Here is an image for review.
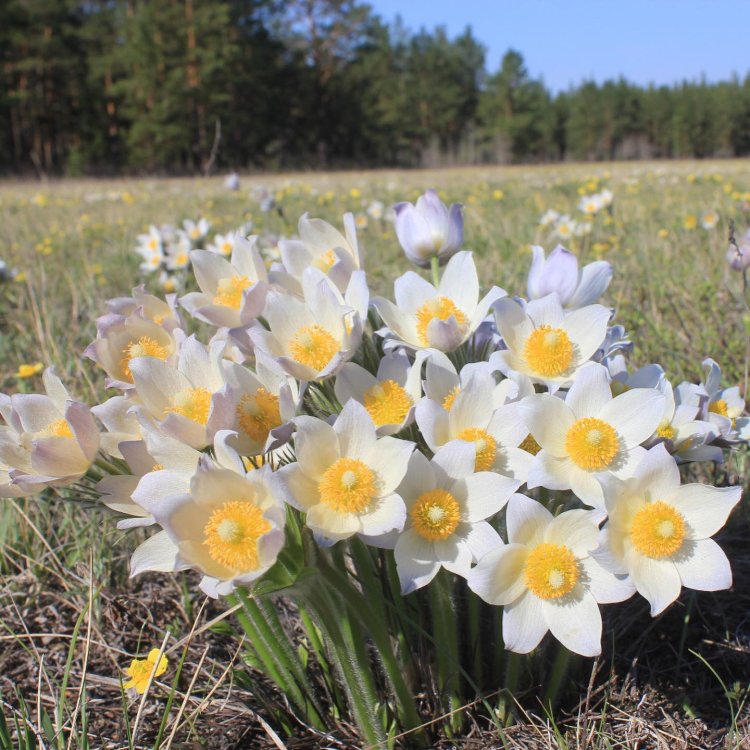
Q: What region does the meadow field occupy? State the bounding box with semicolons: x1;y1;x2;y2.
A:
1;160;749;748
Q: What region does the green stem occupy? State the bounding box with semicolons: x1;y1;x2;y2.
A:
542;644;572;710
303;580;387;748
429;572;462;732
499;651;521;726
430;255;440;287
319;552;424;736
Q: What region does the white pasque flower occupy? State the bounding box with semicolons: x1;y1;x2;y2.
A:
421;349;499;412
392;189;463;268
391;441;517;593
182;218;211;243
372;251;505;352
493;294;610;390
129;335;234;450
468;493;634;657
207;232;237;257
700;357;745;440
334;351;426;436
519;364;665;508
222;351;300;456
598;444;741;616
276;400;414;545
136;431;286;598
0;369;99;495
526;245;612;309
247;268;365;382
416;370;532;483
279;213;361;294
180;236;269;328
84;311;180;390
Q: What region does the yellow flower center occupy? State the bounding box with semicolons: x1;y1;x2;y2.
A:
213;275;251;309
151;463;165;471
236;388;282;444
318;457;376;513
313;249;337;273
524;543;579;600
289;325;339;372
45;418;73;438
519;433;541;455
565;417;618;470
148;255;160;269
457;428;497;471
175;252;189;266
709;399;728;417
167;387;212;425
629;500;685;559
410;489;461;541
120;336;170;381
147;238;158;251
220;241;233;255
190;227;201;240
656;424;676;440
523;325;574;377
415;297;467;347
204;500;271;571
363;380;413;427
442;385;460;411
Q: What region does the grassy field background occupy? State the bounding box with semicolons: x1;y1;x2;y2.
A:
1;161;749;748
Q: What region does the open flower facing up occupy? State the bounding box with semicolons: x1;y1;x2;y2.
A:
519;364;665;508
0;369;100;495
279;213;361;294
123;648;168;694
598;444;741;615
526;245;612;309
493;294;610;390
334;351;426;436
421;349;502;411
247;268;365;382
393;189;463;268
129;335;234;449
389;441;518;593
468;493;634;656
84;311;180;390
105;286;182;333
372;251;505;352
207;231;238;257
182;218;211;244
416;370;532;482
276;400;414;545
700;358;745;440
137;431;286;597
180;236;269;328
222;352;300;456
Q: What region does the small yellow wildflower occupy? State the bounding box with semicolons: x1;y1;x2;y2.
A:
16;362;43;378
492;189;504;201
683;214;698;230
123;649;168;694
658;228;669;239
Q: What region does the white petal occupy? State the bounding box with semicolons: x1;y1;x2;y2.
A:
674;538;732;591
544;509;599;556
468;543;527;605
358;493;406;536
568;467;605;509
517;395;574;456
628;552;682;616
505;492;551;546
434;537;473;577
397;450;436;504
294;416;340;479
598;388;665;448
565;363;612;418
462;471;518;522
503;592;548;653
306;503;360;540
672;484;742;538
394;529;441;594
432;440;476;481
542;593;602;657
526;451;572;492
463;521;503;562
333;363;376;405
415;398;450;452
130;531;180;576
438;251;478;316
580;557;634;604
334;400;377;461
369;437;414;494
563;305;610;361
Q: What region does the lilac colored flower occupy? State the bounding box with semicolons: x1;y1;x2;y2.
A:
393;189;463;268
527;245;612;309
726;231;750;271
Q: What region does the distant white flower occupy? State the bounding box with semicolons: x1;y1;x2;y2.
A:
183;218;211;244
538;209;560;228
207;232;237;257
700;211;719;230
700;358;745;440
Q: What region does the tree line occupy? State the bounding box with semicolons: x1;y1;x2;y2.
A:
2;0;750;176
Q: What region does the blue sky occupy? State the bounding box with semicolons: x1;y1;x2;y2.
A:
369;0;750;92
